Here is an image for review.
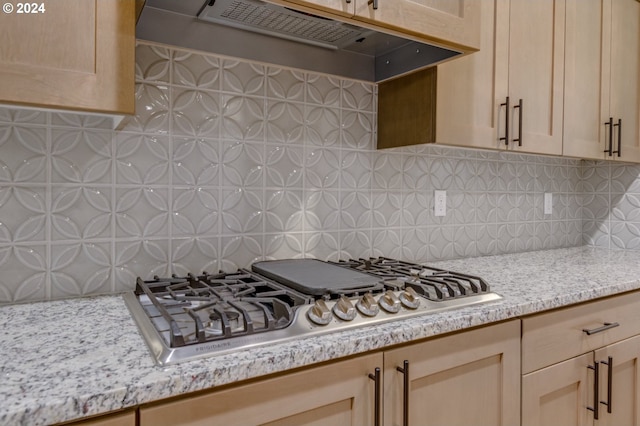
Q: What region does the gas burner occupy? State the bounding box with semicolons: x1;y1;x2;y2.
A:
331;257;489;300
134;271;311;348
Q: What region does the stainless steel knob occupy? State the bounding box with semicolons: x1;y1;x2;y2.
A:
399;286;420;309
307;299;332;325
332;295;357;321
379;290;401;313
356;293;380;317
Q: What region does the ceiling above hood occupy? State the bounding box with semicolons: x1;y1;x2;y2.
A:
136;0;464;82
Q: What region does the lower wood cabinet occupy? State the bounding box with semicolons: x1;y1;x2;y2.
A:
522;290;640;426
62;410;136;426
522;335;640;426
384;320;521;426
139;320;520;426
139;352;382;426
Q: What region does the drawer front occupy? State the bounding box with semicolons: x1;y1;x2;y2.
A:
522;291;640;374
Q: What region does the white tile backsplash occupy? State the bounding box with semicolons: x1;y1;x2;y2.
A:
1;39;633;304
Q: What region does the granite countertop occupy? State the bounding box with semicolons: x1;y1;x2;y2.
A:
2;246;640;425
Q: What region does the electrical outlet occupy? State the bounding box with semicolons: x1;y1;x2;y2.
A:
434;190;446;217
544;193;553;215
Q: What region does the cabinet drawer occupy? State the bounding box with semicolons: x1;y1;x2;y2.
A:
522;290;640;374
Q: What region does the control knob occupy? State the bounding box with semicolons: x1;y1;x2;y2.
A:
307;299;332;325
379;290;401;313
399;286;420;309
332;295;357;321
356;293;380;317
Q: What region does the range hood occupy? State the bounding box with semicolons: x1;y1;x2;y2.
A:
136;0;463;82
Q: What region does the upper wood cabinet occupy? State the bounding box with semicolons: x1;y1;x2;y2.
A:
0;0;135;115
436;0;565;156
270;0;479;51
353;0;480;51
563;0;640;163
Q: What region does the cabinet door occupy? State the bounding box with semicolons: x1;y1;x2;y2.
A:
383;320;520;426
522;352;593;426
507;0;565;155
436;0;509;149
562;0;609;159
269;0;354;17
595;335;640;426
353;0;480;51
67;410;136;426
0;0;134;114
139;353;382;426
610;0;640;162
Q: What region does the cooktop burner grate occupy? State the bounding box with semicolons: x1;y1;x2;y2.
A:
135;271;311;348
330;257;490;300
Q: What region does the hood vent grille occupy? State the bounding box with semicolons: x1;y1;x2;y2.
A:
199;0;369;49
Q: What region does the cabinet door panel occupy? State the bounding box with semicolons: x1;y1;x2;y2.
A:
0;0;134;114
563;0;609;159
353;0;480;51
267;0;354;17
595;335;640;426
522;352;593;426
384;320;520;426
507;0;565;155
436;0;509;149
610;0;640;162
139;353;381;426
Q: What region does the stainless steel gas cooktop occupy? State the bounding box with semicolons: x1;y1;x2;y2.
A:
124;257;502;365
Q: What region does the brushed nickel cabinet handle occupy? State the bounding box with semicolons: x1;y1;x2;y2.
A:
600;356;613;414
587;361;600;419
397;360;409;426
368;367;381;426
513;98;523;146
582;322;620;335
604;117;613;156
612;119;622;157
500;96;510;146
368;0;378;9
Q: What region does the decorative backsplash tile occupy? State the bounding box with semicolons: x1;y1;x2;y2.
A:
0;40;634;304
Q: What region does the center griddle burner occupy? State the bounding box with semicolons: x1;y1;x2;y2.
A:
331;257;489;300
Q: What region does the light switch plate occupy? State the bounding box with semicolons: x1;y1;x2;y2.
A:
434;190;446;216
544;193;553;215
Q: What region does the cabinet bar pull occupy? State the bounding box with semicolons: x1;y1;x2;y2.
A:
582;322;620;335
612;119;622;157
604;117;614;156
587;361;600;420
601;356;613;414
397;360;409;426
500;97;510;146
367;0;378;9
513;99;523;146
368;367;381;426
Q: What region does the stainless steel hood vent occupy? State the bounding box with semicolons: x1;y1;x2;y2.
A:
136;0;462;82
199;0;371;50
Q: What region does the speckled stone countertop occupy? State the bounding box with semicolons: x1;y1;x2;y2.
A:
3;246;640;426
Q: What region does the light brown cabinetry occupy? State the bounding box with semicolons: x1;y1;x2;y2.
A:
139;321;519;426
522;291;640;425
0;0;135;115
139;353;382;426
436;0;565;155
563;0;640;162
384;320;520;426
62;410;136;426
269;0;479;51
